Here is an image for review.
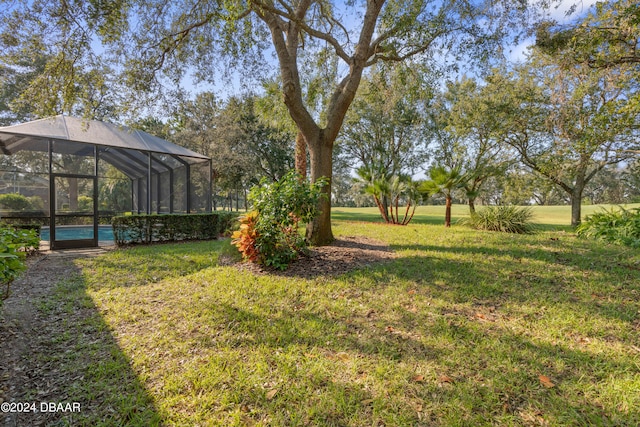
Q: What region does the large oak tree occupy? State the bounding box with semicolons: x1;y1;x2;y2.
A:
487;57;638;226
1;0;548;244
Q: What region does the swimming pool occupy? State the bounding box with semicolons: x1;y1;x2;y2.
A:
40;225;115;242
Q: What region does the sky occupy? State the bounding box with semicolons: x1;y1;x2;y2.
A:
507;0;600;63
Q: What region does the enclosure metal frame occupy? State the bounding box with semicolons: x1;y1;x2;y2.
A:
0;117;212;249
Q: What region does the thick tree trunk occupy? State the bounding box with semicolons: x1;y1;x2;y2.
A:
445;195;452;228
305;133;334;245
468;198;476;215
570;187;583;227
295;131;307;179
568;170;588;227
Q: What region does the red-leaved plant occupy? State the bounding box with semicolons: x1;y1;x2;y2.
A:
231;211;260;263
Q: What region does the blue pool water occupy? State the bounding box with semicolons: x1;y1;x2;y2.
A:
40;225;115;242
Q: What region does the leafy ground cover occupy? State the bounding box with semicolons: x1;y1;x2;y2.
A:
577;206;640;248
2;206;639;426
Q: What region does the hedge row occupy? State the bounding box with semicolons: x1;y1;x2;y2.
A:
0;212;119;226
112;212;239;246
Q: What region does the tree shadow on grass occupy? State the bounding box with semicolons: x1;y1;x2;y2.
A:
46;238;638;425
211;302;438;362
0;255;161;426
193;251;639;425
187;270;639;425
385;238;639;324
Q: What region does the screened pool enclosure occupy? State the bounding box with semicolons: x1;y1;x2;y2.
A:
0;115;212;249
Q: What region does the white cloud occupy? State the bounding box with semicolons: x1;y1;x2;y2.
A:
507;0;600;63
507;40;534;64
541;0;599;24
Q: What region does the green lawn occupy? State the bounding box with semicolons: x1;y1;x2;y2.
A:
334;203;640;229
332;205;474;226
35;209;639;426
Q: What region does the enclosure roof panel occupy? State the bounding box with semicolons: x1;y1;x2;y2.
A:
0;115;209;161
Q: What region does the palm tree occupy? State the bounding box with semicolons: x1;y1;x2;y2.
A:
355;167;390;222
399;177;422;225
355;167;422;225
422;165;465;227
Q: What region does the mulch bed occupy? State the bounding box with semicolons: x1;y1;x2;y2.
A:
229;235;397;278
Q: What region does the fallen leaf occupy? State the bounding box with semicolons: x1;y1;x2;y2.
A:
408;289;416;295
539;375;555;388
385;326;395;332
412;375;425;382
266;389;278;400
439;375;454;384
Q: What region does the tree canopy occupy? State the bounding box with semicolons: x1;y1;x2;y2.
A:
339;63;431;179
535;0;640;113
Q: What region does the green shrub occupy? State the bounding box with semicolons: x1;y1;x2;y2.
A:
112;212;238;246
576;207;640;248
0;193;33;211
234;171;327;270
461;205;535;234
0;225;40;300
9;225;42;251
